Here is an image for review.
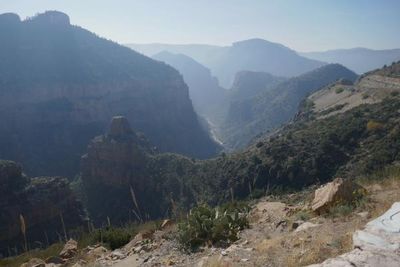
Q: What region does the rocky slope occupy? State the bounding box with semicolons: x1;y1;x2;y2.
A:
0;160;84;257
301;60;400;119
0;11;219;178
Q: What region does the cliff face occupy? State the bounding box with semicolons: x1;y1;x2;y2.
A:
153;51;227;125
0;160;84;257
0;11;219;177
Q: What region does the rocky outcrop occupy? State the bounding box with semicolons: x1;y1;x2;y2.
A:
311;178;364;214
28;11;70;26
59;239;78;259
81;116;201;224
0;160;84;257
81;116;153;186
308;202;400;267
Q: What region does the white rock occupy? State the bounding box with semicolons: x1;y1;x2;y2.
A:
353;202;400;251
308;202;400;267
308;248;400;267
294;222;320;232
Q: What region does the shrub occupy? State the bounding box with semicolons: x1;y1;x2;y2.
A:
178;202;250;250
326;186;368;218
91;227;132;250
390;91;399;97
295;210;312;221
335;87;344;94
251;188;265;199
366;120;384;132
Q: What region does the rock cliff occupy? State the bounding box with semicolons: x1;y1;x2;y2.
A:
0;160;84;257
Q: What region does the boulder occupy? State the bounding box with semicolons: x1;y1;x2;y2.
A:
59;239;78;259
311;178;364;214
20;258;45;267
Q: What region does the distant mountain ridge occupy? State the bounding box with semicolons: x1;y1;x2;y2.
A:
301;48;400;74
0;11;219;177
128;39;325;88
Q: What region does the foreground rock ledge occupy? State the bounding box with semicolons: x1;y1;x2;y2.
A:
308;202;400;267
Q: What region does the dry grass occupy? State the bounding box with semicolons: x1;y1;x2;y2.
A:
203;255;233;267
0;243;63;267
254;217;364;267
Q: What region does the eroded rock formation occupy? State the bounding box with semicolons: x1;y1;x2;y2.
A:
0;160;84;257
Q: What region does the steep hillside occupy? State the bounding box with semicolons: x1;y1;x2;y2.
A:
301;48;400;74
302;60;400;119
0;11;219;177
128;39;325;88
222;64;358;149
152;51;227;126
229;71;286;101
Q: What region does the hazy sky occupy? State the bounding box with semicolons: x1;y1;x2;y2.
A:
1;0;399;52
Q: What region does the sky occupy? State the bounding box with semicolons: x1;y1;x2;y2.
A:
1;0;399;52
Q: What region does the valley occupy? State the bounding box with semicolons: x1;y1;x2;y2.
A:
0;3;400;266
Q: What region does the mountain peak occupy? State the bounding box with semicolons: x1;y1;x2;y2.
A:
28;10;70;26
108;116;134;138
232;38;291;51
0;13;21;24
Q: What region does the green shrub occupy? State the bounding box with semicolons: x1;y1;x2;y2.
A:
295;210;312;221
251;188;265;199
91;227;132;250
326;186;368;218
178;202;249;250
328;204;354;217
